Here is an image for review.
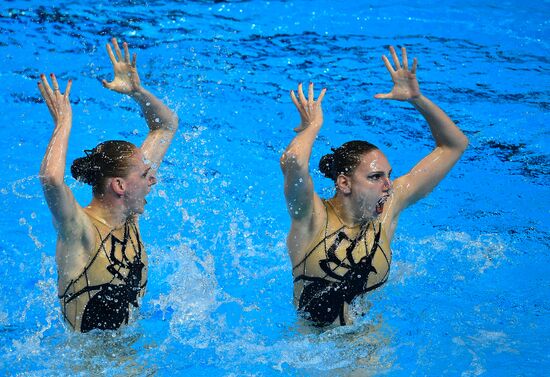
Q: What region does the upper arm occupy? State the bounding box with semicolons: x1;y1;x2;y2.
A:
40;179;88;239
140;126;178;173
280;152;326;263
280;150;320;222
390;145;467;216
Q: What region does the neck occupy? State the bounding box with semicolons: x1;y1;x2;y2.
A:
330;195;371;228
86;197;129;228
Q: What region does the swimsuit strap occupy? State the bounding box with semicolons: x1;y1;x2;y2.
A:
127;219;143;262
292;200;336;274
59;222;112;301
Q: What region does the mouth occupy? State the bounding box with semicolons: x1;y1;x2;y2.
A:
375;196;389;215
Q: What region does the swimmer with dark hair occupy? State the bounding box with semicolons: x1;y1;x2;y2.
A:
280;46;468;326
38;39;178;332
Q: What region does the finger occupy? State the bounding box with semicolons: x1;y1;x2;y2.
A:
401;46;408;71
112;38;123;62
290;90;306;117
389;46;401;70
123;42;130;63
50;73;60;93
316;88;327;104
374;92;391;100
64;79;73;98
106;43;117;65
290;90;299;107
382;55;396;76
102;79;113;90
291;91;309;125
37;79;54;114
297;83;307;105
40;74;54;98
132;53;137;67
308;82;314;103
37;82;51;104
411;58;418;74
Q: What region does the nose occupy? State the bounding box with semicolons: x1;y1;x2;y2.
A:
383;177;392;191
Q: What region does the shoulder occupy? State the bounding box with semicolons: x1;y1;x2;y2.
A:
56;205;94;242
378;193;401;243
55;208;98;288
287;196;328;266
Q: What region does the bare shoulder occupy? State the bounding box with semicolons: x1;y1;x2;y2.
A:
378;191;401;243
286;193;327;267
55;206;96;285
56;205;95;244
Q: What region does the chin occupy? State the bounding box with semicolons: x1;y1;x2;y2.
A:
129;207;144;216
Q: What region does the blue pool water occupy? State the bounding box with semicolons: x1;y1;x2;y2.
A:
1;0;549;375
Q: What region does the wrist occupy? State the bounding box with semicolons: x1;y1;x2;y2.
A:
129;86;147;99
407;93;425;105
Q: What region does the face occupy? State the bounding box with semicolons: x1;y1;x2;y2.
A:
122;150;157;214
344;150;393;221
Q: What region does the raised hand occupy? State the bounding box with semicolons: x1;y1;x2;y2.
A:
102;38;141;94
290;82;327;132
374;46;421;101
38;73;73;125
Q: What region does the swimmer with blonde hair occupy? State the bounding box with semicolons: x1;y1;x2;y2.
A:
38;39;178;332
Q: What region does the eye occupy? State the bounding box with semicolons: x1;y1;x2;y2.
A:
368;174;382;180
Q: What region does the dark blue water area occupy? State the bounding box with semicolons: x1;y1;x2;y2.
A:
0;0;549;375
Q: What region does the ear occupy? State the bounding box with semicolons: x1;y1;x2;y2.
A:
109;177;126;197
336;174;352;195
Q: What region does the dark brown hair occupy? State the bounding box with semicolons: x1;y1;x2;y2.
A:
319;140;379;182
71;140;137;196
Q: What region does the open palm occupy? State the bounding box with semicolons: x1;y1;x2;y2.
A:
102;38;141;94
375;46;421;101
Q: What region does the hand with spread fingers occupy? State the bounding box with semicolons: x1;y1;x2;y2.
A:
102;38;141;94
290;82;327;132
38;73;73;125
375;46;421;101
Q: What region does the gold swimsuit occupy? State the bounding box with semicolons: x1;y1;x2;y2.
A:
293;200;391;326
58;213;147;332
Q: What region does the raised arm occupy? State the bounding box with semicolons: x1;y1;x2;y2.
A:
38;74;82;232
102;38;179;173
281;83;328;261
375;46;469;219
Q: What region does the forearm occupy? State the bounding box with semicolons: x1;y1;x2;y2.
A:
281;125;321;173
282;128;319;220
39;120;71;186
130;87;178;132
409;95;468;151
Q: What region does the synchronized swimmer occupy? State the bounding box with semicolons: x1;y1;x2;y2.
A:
38;39;178;332
38;42;466;331
280;46;468;326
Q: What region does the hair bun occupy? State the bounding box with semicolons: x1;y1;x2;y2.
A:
318;141;379;183
71;155;101;185
319;153;336;180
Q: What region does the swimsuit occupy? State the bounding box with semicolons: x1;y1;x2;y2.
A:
58;214;147;332
293;201;391;326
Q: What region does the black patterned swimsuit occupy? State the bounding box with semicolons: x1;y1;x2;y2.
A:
293;201;391;326
59;216;147;332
